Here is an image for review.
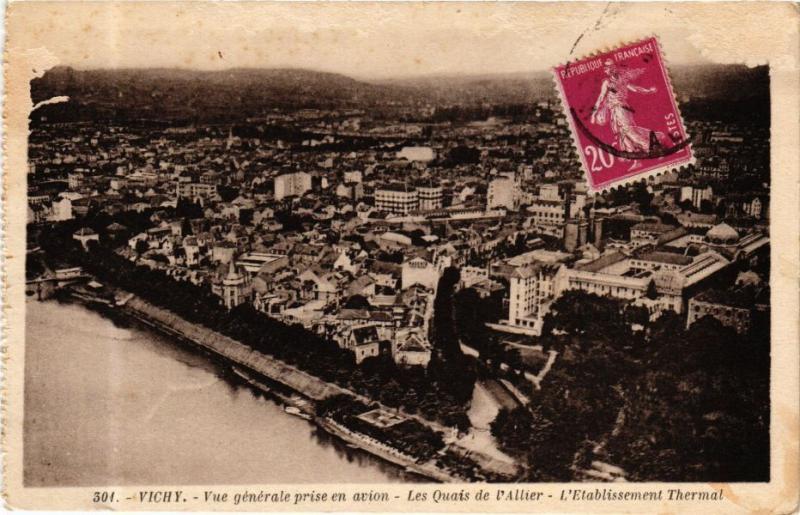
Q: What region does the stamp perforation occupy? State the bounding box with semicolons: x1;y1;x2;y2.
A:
552;34;696;194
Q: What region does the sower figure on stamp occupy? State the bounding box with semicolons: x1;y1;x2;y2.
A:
590;59;667;170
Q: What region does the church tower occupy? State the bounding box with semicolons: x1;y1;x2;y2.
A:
222;259;250;309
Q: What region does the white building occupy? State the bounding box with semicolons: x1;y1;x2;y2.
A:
176;181;218;205
344;325;382;364
67;172;85;190
274;171;312;200
417;184;443;211
630;223;679;244
343;170;363;183
503;247;733;335
508;263;562;333
680;185;713;210
393;329;432;367
374;185;418;215
527;183;567;226
487;175;519;210
559;250;729;316
220;260;252;309
73;227;100;250
460;266;490;288
235;252;289;276
738;197;764;219
396;146;435;162
401;256;439;290
49;197;73;221
336;182;364;201
539;183;561;201
528;199;566;226
182;236;201;266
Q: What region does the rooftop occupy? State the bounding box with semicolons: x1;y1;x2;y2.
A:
376;183;415;193
693;285;765;309
356;408;407;429
631;222;677;234
576;252;627;273
706;222;740;243
636;251;693;266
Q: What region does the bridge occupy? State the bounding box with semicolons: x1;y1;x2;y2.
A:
26;274;93;300
26;274;91;285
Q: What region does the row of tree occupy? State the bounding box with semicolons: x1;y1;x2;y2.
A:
34;217;473;430
317;394;445;461
491;290;770;482
428;267;478;415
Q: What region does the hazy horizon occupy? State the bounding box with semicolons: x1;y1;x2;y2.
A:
11;3;737;82
41;61;750;85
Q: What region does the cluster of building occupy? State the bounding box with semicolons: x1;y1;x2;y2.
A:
500;219;768;335
32;98;770;365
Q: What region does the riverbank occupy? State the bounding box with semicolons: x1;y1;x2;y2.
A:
67;290;486;482
24;298;411;486
227;368;441;482
317;418;454;483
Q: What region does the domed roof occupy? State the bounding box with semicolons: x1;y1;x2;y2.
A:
706;223;739;243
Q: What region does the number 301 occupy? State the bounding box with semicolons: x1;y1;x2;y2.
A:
584;145;615;172
93;491;116;503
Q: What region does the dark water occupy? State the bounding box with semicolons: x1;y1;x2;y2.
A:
24;299;413;486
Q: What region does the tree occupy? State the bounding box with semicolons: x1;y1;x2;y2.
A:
494;285;768;482
605;312;769;481
700;199;715;214
427;353;476;406
632;182;655;215
491;407;534;456
180;217;193;236
176;198;204;219
38;217;477;431
645;279;658;300
217;185;239;202
343;294;371;310
453;288;487;351
430;267;462;358
135;239;149;255
541;290;631;347
491;364;624;481
446;146;480;165
624;304;650;327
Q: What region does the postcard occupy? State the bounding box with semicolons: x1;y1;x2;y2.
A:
3;2;799;513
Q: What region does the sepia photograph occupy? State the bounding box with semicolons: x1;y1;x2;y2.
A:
3;2;799;512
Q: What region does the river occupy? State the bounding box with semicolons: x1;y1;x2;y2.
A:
23;298;414;486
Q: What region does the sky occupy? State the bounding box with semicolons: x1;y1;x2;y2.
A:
9;2;784;80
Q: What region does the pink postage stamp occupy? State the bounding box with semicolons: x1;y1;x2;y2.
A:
553;36;693;192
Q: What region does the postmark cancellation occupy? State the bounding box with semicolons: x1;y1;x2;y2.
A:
553;36;694;192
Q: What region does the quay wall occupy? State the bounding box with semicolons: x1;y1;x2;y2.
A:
317;417;455;483
123;296;351;401
118;294;516;481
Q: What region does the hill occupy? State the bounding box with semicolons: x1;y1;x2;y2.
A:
376;71;555;106
29;64;769;124
385;64;769;105
30;67;415;123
